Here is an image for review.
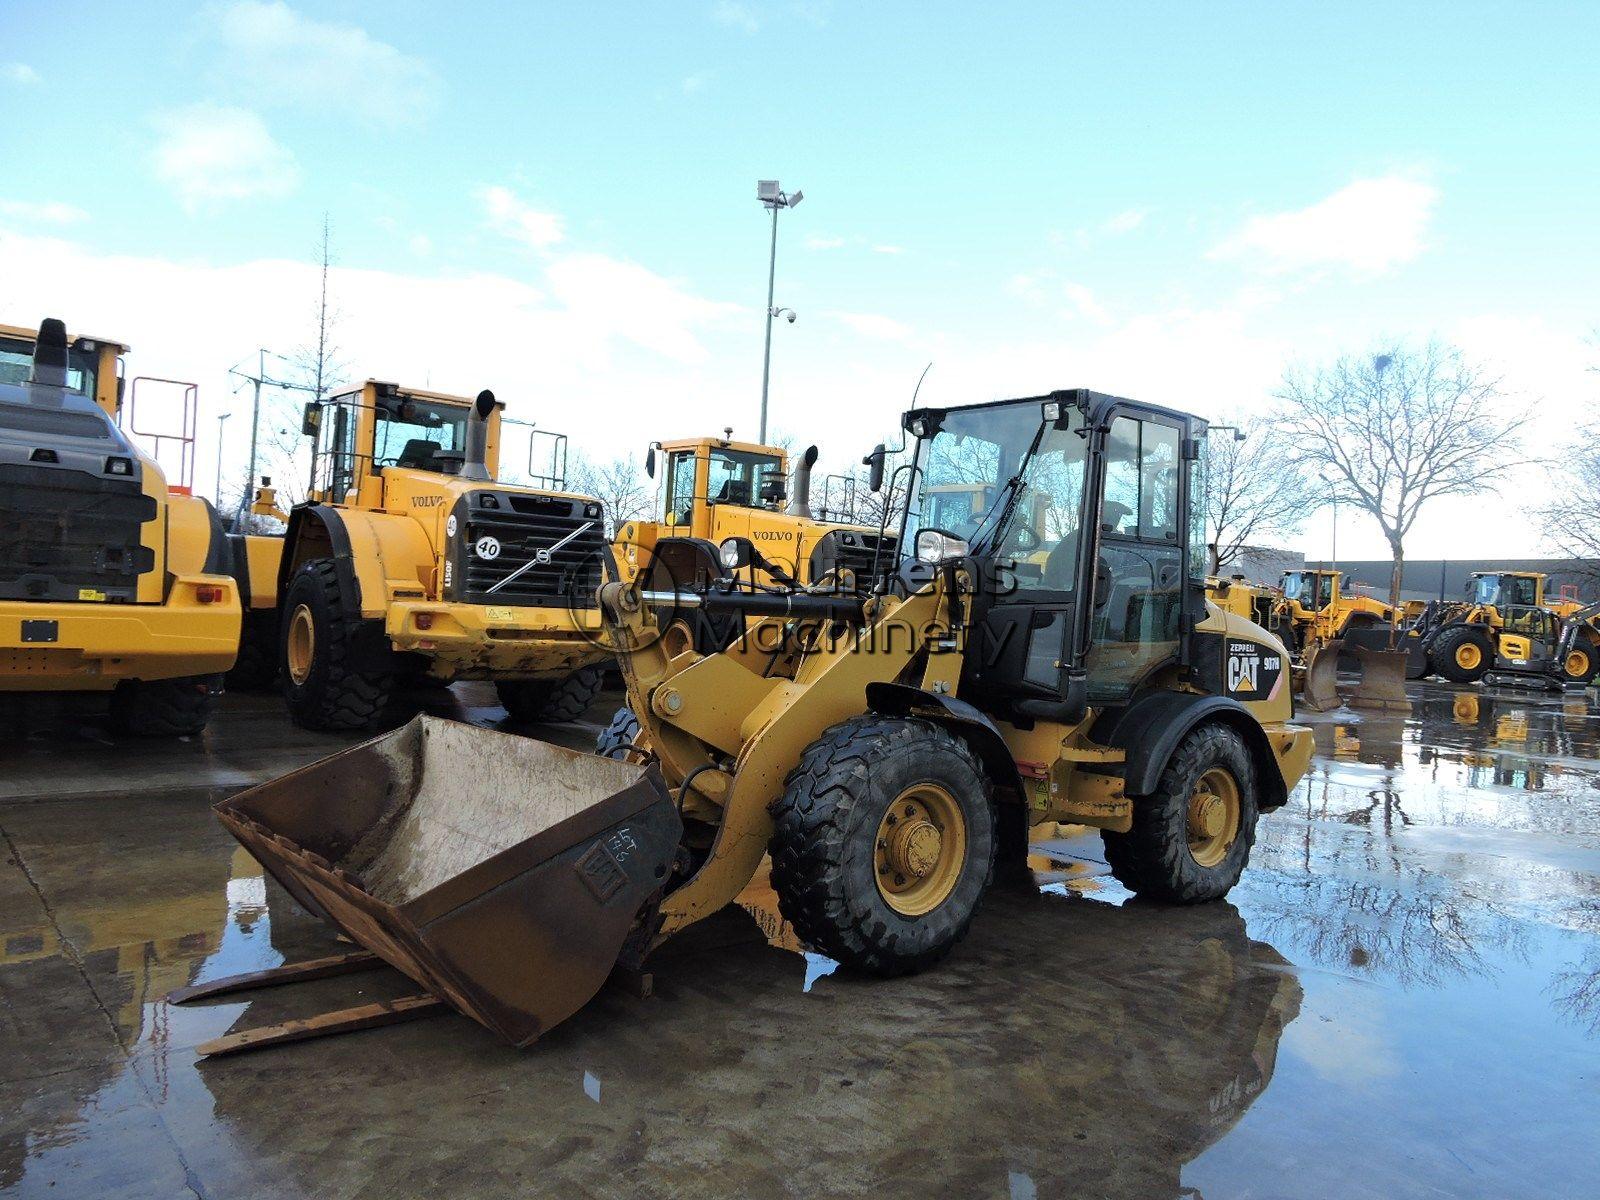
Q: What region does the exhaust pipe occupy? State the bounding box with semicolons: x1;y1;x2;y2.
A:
786;444;819;519
462;389;498;482
29;317;69;388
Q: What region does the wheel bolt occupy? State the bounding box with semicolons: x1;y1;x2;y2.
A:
894;874;905;885
905;805;915;817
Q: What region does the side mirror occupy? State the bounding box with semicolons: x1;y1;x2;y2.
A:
916;528;968;564
1093;557;1113;609
645;445;657;479
301;402;322;438
865;444;886;493
719;536;755;570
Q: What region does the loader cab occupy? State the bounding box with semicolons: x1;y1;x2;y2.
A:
0;323;126;420
308;381;501;506
901;390;1206;718
1281;569;1338;613
659;437;788;536
1470;571;1543;611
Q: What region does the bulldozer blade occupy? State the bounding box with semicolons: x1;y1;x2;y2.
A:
1348;647;1413;713
1301;641;1344;712
214;715;683;1049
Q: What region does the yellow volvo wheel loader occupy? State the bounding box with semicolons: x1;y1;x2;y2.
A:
619;433;897;591
191;388;1311;1055
1402;570;1600;685
0;318;240;736
267;380;614;730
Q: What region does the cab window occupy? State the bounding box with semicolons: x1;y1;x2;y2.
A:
0;336;98;397
665;451;697;524
373;398;469;474
1087;414;1185;701
706;449;782;509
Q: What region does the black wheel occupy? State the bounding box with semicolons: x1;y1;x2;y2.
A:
280;558;392;731
109;674;217;737
496;663;606;724
1102;723;1259;904
769;715;996;976
225;609;279;691
595;706;643;759
1432;625;1492;684
1561;641;1600;684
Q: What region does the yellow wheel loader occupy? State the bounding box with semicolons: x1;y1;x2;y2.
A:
1403;570;1600;686
0;318;240;736
193;388;1311;1055
620;433;897;590
263;380;614;730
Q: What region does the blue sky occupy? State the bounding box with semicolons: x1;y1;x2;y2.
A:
2;1;1597;560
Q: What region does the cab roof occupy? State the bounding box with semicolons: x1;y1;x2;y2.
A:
0;322;130;353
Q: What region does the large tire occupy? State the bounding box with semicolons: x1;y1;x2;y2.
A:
280;558;392;731
225;609;279;692
1561;640;1600;684
496;663;606;724
769;715;996;976
1102;723;1259;904
595;706;642;759
1432;625;1493;684
109;674;217;737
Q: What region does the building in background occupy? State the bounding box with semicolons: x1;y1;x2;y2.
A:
1314;558;1600;604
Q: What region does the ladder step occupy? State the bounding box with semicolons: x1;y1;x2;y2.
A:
195;994;446;1059
167;951;382;1004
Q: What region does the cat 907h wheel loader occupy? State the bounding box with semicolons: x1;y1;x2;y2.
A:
198;388;1312;1055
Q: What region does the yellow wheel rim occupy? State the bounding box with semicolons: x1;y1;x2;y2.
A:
1566;650;1590;679
875;783;967;916
1187;767;1242;869
286;604;316;686
1456;642;1483;670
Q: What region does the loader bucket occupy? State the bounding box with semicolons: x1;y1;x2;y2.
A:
214;715;682;1048
1301;640;1343;712
1348;647;1412;714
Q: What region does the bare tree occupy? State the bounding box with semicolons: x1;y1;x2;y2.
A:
299;214;343;404
1275;340;1525;627
1203;415;1319;573
568;452;653;537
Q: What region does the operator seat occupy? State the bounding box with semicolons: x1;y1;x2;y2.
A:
396;439;441;470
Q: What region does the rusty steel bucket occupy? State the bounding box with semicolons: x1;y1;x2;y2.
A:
215;715;682;1048
1300;640;1344;712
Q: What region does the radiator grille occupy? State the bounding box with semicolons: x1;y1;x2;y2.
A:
456;494;607;608
0;463;156;602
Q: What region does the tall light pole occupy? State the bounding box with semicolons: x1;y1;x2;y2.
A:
214;411;232;507
1320;465;1340;575
757;179;802;444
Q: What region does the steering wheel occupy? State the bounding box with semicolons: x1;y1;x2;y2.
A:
1005;522;1041;553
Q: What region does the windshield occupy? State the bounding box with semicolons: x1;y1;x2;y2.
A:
374;398;469;473
707;448;782;508
0;336;98;397
1281;572;1307;602
905;400;1089;590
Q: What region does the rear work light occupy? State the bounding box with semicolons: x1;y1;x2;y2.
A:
415;612;436;630
105;456;133;475
195;585;225;604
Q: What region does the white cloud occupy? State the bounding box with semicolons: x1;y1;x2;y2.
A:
871;244;906;255
711;1;759;32
479;185;565;250
681;72;708;95
1210;176;1440;277
2;63;40;85
202;0;439;125
1103;208;1149;234
0;199;88;225
830;311;913;341
545;253;740;364
150;104;300;213
804;233;846;251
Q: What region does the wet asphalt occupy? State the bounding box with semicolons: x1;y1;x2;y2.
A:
1;678;1597;1199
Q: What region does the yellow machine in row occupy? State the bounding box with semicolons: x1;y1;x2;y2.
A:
208;388;1312;1054
0;318;239;735
619;433;896;589
265;380;614;729
1405;570;1600;685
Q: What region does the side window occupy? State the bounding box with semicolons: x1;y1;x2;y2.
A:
328;402;358;500
1510;577;1538;607
1087;415;1185;702
665;452;696;525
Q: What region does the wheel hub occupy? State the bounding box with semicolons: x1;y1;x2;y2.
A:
1186;767;1242;869
889;820;943;878
874;784;968;916
1188;794;1227;840
287;604;316;686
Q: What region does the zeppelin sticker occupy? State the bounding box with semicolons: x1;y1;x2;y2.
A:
1226;639;1283;702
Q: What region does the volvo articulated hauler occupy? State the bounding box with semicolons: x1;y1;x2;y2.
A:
190;388;1311;1055
267;380;615;729
0;318;239;736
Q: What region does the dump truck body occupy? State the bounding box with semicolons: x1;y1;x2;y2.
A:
0;320;238;731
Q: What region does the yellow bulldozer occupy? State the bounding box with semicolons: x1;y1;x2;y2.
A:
259;379;615;729
182;387;1312;1056
0;318;240;736
1403;570;1600;686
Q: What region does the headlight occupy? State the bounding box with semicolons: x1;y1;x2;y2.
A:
719;538;742;568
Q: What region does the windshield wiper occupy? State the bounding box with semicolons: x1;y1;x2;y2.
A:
968;421;1046;555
